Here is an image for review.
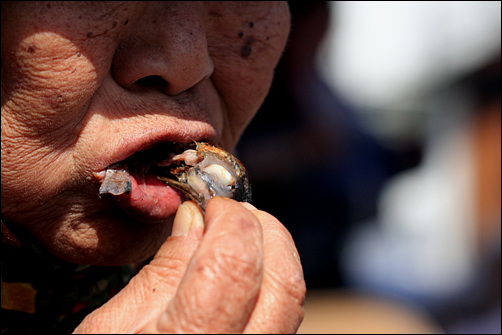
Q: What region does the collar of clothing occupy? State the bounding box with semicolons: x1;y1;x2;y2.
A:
1;220;134;333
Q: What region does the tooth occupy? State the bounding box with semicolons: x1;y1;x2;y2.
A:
93;170;106;180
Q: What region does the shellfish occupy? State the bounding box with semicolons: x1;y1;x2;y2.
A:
156;142;251;210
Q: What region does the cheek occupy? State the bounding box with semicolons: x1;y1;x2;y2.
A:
1;32;114;210
211;54;278;149
3;32;112;135
213;59;274;141
205;2;291;147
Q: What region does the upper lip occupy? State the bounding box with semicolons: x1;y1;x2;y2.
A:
85;80;221;174
91;124;218;173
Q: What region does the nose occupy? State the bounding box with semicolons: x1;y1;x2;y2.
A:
112;2;213;96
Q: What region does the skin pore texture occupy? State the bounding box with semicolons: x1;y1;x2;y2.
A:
1;1;291;266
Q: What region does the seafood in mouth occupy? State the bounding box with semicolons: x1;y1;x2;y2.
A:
98;142;251;212
156;142;251;210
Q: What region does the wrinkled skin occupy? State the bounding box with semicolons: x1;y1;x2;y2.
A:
2;1;305;333
2;1;288;264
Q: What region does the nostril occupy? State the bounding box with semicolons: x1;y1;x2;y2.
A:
135;75;169;91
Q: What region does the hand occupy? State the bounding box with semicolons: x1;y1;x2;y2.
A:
73;197;305;333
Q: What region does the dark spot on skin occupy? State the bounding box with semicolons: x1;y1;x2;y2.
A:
241;36;256;58
124;18;129;25
248;21;254;28
112;21;117;28
240;44;252;58
152;288;156;292
27;45;35;53
238;31;243;38
78;15;82;19
76;52;81;57
46;3;51;8
266;36;270;41
87;32;94;38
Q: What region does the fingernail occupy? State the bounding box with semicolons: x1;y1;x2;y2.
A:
186;201;204;231
171;201;204;236
240;202;257;211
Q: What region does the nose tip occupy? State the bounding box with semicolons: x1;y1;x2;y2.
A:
159;54;214;96
132;61;213;96
112;3;214;95
113;41;214;95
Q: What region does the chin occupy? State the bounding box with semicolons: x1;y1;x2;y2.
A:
48;213;175;267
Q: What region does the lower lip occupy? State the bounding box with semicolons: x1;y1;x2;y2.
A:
111;172;184;222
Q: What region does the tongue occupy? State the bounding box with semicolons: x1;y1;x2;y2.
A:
100;167;183;222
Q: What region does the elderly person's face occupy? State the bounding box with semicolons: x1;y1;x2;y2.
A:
1;2;290;265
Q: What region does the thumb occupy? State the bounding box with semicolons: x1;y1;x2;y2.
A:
73;201;204;334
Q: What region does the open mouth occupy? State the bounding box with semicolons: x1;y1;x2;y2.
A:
98;142;195;196
97;142;192;221
97;141;251;221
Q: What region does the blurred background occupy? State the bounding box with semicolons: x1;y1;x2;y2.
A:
237;1;500;333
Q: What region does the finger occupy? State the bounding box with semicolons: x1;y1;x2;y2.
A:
74;201;204;334
244;209;306;333
152;197;264;334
